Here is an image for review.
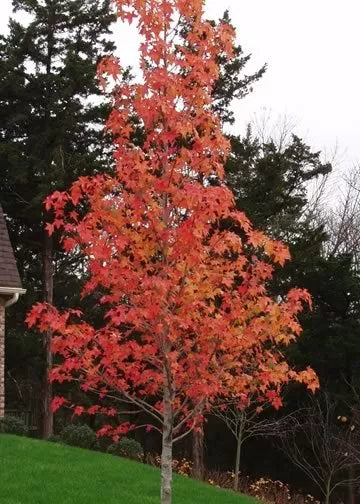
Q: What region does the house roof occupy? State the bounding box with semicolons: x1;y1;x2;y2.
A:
0;204;23;290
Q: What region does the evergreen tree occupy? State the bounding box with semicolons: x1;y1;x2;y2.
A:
291;253;360;394
226;129;360;402
226;128;331;240
225;127;331;295
209;11;266;125
0;0;115;438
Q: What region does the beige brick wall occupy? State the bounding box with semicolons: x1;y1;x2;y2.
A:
0;297;5;418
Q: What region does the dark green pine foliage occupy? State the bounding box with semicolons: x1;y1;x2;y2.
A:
0;0;115;436
226;128;331;241
224;129;333;386
290;253;360;394
0;0;115;284
284;252;360;503
225;128;331;294
225;126;360;407
210;11;266;125
227;130;360;399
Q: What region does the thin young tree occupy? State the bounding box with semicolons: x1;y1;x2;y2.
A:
28;1;318;502
214;393;286;492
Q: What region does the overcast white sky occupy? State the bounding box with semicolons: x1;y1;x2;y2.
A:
1;0;360;192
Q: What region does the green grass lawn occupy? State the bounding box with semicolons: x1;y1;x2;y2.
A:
0;435;259;504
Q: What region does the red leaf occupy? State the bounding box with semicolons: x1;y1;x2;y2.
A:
51;396;67;412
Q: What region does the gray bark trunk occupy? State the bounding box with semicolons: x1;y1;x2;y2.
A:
324;479;331;504
42;232;53;439
161;369;173;504
234;436;242;491
41;2;55;441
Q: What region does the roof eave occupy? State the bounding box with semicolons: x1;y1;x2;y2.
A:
0;287;27;295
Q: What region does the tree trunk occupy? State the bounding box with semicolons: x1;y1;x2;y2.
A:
234;436;242;491
42;232;53;439
324;479;331;504
192;423;204;480
161;371;173;504
40;1;55;441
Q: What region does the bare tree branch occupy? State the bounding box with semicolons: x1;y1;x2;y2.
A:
280;394;360;504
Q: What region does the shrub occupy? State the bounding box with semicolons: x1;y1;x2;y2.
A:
97;435;113;453
47;435;61;443
0;416;28;436
202;470;320;504
107;437;144;461
60;424;98;450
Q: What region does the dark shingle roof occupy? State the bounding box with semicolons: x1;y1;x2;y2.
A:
0;204;22;289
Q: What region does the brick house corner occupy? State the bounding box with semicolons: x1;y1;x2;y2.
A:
0;204;26;417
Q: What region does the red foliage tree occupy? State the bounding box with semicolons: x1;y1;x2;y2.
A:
27;1;318;502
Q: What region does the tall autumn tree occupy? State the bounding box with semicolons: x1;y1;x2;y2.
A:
28;1;318;502
0;0;115;438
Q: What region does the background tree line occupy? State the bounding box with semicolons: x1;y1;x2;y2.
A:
2;1;360;502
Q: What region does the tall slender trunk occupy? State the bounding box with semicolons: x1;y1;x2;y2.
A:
42;232;53;439
324;478;331;504
192;423;204;480
40;2;55;441
161;373;173;504
234;436;242;491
